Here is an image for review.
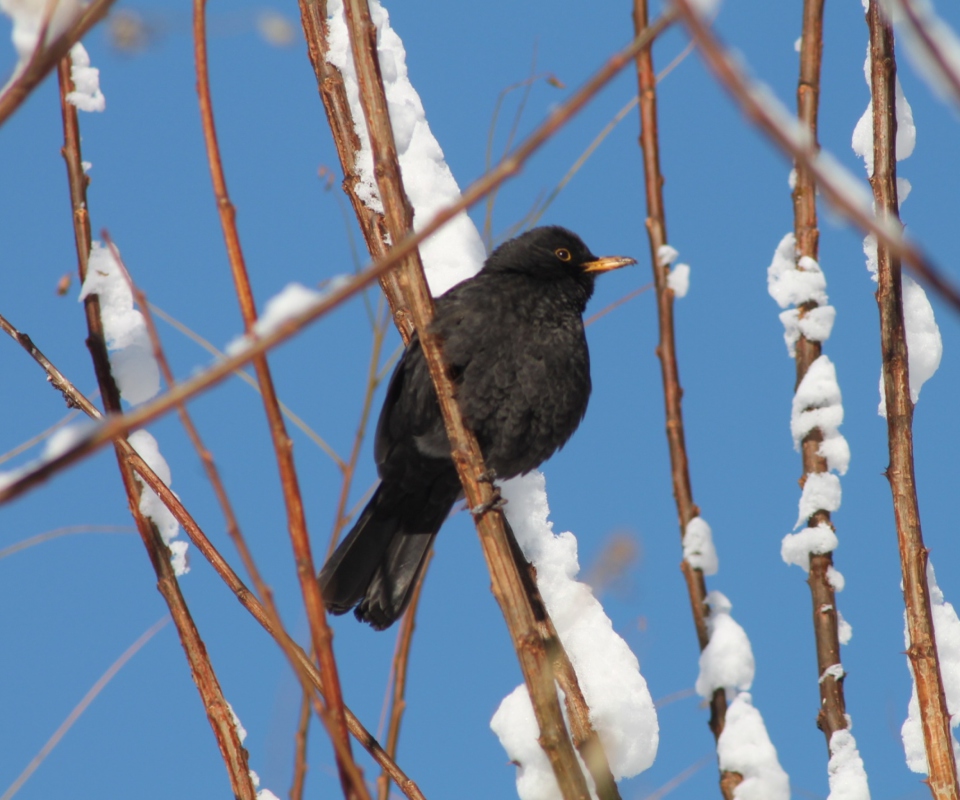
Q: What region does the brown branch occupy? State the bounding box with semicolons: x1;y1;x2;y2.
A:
632;2;737;797
0;13;676;508
191;4;364;799
339;1;624;796
0;0;117;128
673;0;960;317
787;0;849;749
296;0;414;343
866;4;959;798
894;0;960;109
0;308;426;800
56;59;256;800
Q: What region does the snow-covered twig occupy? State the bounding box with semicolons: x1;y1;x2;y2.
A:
890;0;960;109
865;4;959;797
338;1;593;797
784;0;854;751
673;0;960;317
190;2;362;796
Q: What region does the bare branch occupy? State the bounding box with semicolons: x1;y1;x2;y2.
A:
866;4;959;797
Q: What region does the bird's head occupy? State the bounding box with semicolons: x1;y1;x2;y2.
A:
485;226;636;303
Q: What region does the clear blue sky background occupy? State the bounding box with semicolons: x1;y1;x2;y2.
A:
2;2;960;799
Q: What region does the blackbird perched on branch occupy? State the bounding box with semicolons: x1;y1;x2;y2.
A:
319;226;635;629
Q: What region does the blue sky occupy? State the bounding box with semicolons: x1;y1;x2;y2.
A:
2;1;960;799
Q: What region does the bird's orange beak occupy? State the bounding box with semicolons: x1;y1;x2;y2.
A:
582;255;637;273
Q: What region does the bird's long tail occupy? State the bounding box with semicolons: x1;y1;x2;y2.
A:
319;477;459;629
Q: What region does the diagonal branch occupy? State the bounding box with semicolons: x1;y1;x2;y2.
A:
339;0;589;796
191;3;362;798
0;308;427;800
674;0;960;316
865;4;959;798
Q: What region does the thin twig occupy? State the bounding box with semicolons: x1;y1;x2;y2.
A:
0;0;117;128
57;59;256;800
674;0;960;316
191;3;361;797
0;408;81;465
0;310;427;800
291;688;312;800
632;2;737;796
0;616;170;800
893;0;960;109
789;0;849;749
866;4;959;798
0;524;133;560
0;12;676;507
377;550;432;800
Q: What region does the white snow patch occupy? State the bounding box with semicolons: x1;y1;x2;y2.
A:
695;591;755;698
325;0;485;296
79;241;161;405
656;244;679;267
792;355;849;475
717;693;790;800
837;609;853;645
683;516;718;576
667;263;690;298
781;522;839;571
851;45;915;176
491;472;658;798
902;559;960;774
828;566;846;593
796;472;842;529
827;728;871;800
129;430;188;576
65;42;105;112
767;232;828;310
820;663;845;684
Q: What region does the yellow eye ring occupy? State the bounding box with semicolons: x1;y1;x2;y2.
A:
555;248;572;262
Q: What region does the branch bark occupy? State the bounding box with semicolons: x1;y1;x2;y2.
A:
791;0;849;748
866;4;959;798
632;2;738;797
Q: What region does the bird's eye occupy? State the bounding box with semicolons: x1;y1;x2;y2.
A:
555;248;572;262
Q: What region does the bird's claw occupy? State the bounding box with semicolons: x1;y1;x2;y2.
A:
477;468;498;484
471;489;507;518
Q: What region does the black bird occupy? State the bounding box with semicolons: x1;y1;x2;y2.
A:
319;226;635;629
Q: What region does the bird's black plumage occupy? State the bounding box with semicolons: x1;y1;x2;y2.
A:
319;226;635;629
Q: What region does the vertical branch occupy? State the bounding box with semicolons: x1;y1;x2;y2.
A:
191;3;364;798
631;4;737;797
338;1;590;797
56;57;256;800
866;4;960;798
791;0;849;747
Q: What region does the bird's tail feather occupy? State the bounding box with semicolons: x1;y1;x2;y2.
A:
319;477;458;629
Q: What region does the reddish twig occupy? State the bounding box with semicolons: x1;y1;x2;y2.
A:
0;524;132;560
788;0;849;748
191;4;363;798
632;2;737;796
57;58;256;800
0;12;676;508
893;0;960;109
291;687;313;800
866;4;959;798
377;550;432;800
674;0;960;316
